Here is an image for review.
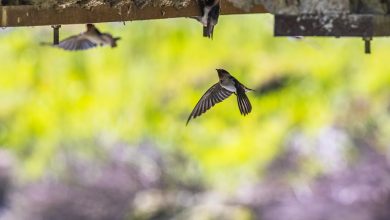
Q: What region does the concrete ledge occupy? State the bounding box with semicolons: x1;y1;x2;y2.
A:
0;1;267;27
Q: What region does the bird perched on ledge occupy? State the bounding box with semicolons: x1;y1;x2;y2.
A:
187;69;253;125
42;24;121;51
191;0;220;38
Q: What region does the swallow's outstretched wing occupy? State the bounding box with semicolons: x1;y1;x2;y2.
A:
235;82;252;116
187;83;233;125
57;35;97;51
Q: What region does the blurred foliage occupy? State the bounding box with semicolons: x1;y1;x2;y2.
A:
1;130;390;220
0;14;390;193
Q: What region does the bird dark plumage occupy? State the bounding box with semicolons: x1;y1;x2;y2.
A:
42;24;121;51
236;82;252;116
187;69;253;125
191;0;220;39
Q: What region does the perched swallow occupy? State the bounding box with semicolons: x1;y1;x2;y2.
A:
191;0;220;38
187;69;253;125
43;24;121;51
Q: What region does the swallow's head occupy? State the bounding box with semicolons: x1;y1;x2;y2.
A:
216;69;230;79
86;24;95;31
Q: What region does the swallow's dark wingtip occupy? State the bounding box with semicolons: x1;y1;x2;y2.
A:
186;115;192;126
240;111;251;116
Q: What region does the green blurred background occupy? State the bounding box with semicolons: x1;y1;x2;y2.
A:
1;14;390;191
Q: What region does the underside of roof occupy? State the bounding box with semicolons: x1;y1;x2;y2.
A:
0;0;271;28
1;0;387;13
1;0;192;10
0;0;388;55
1;0;271;10
0;0;267;27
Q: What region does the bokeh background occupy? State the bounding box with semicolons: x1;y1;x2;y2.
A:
0;14;390;219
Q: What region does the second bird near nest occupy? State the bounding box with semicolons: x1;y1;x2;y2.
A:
191;0;220;39
43;24;121;51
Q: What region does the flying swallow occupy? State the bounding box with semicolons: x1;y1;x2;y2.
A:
191;0;220;38
187;69;254;125
42;24;121;51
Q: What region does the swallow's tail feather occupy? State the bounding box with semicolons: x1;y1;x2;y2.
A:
236;88;252;116
203;25;213;38
111;37;121;47
245;87;256;92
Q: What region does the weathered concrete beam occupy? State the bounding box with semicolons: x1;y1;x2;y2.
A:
259;0;350;15
274;14;390;37
0;1;267;27
260;0;390;15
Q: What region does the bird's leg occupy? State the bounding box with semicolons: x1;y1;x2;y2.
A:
51;25;61;45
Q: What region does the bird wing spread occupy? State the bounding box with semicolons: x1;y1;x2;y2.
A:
57;35;97;51
236;83;252;116
187;83;233;124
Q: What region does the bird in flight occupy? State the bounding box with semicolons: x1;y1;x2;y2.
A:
43;24;121;51
191;0;220;38
187;69;254;125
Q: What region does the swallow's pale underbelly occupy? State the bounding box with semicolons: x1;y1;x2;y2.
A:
201;8;211;25
85;35;107;45
221;83;236;92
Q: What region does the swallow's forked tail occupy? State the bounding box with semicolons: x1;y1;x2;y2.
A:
111;37;121;47
245;87;256;92
203;25;214;39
